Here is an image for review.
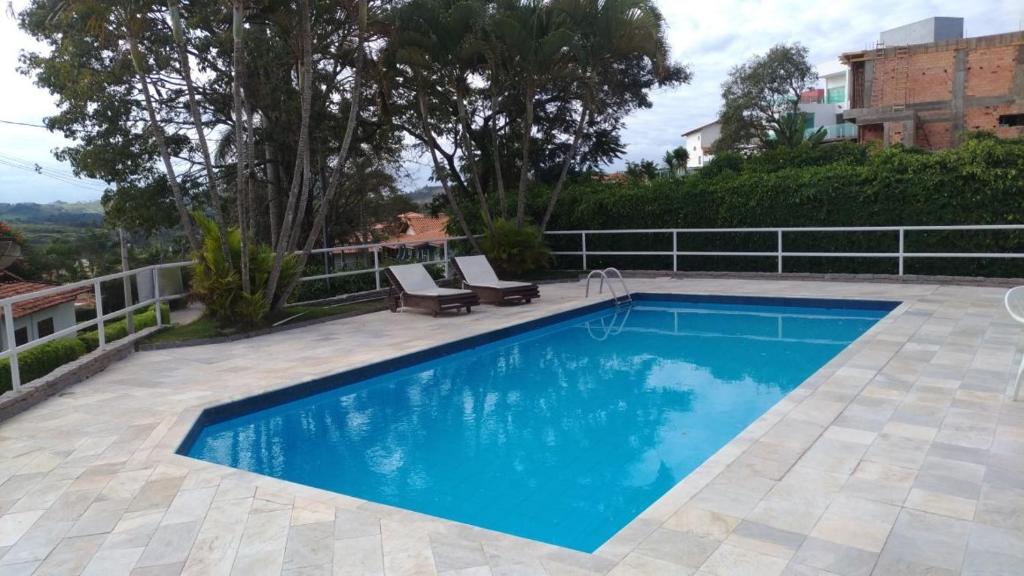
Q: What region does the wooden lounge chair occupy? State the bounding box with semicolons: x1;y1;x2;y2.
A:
385;263;479;316
452;255;540;305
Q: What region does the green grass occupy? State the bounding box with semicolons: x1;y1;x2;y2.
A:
145;299;389;346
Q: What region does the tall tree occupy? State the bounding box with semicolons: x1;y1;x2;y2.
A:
166;0;231;263
716;43;818;151
540;0;688;230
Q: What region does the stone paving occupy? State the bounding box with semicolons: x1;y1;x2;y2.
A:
0;278;1022;576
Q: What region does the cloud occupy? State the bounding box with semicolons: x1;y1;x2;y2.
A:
0;1;107;203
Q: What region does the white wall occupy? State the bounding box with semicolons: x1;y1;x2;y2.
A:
0;301;77;351
684;123;721;169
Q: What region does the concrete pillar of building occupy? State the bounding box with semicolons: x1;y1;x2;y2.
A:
1013;45;1024;100
902;120;916;147
951;49;967;145
864;61;875;108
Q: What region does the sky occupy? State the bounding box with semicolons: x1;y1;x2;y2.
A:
0;0;1021;204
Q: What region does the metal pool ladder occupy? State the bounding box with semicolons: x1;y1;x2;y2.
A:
585;267;632;307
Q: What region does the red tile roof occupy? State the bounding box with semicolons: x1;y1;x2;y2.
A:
394;212;449;245
0;281;88;320
336;212;451;254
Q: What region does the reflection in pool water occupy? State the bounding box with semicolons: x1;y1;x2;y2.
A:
186;298;890;551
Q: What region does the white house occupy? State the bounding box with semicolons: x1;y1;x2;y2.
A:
797;60;857;141
0;276;82;351
681;120;722;169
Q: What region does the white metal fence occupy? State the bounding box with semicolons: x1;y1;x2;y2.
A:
1;261;192;393
300;236;470;290
0;236;473;393
545;225;1024;275
5;226;1023;394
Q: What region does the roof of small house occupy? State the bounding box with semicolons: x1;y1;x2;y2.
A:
335;212;451;254
681;119;721;137
395;212;449;245
0;277;88;320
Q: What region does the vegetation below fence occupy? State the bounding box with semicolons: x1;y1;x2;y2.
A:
1;304;169;393
545;135;1024;277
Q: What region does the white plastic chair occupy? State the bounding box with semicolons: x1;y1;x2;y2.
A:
1004;286;1024;401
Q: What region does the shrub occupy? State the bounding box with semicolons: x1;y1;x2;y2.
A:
191;213;300;327
481;218;552;276
544;136;1024;277
0;338;87;392
78;304;170;352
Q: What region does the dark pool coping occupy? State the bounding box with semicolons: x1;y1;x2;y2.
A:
175;292;900;456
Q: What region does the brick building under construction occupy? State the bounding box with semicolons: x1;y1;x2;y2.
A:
841;18;1024;149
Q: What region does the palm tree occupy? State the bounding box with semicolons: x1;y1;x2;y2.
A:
389;0;487;250
231;0;252;294
124;12;201;253
490;0;569;227
264;0;315;307
672;146;689;174
275;0;370;308
166;0;231;263
663;150;677;176
663;146;688;176
540;0;675;230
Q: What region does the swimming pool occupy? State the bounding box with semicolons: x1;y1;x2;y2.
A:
181;294;896;552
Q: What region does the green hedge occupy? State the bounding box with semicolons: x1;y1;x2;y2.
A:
1;338;86;393
546;135;1024;276
1;304;171;392
79;304;170;352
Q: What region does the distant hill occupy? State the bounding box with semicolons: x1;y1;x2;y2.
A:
406;186;442;206
0;201;104;227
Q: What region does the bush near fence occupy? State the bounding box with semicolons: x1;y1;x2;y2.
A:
1;304;170;392
545;135;1024;276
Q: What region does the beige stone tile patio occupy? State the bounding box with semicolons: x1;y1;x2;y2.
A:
1;278;1023;575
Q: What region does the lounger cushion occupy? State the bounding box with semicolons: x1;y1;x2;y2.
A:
454;255;501;285
389;263;442;292
404;287;475;297
470;280;534;290
388;264;475;298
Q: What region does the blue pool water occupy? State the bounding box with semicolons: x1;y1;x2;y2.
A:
184;295;893;552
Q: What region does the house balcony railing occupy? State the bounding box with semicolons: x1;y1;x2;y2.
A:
805;123;858;140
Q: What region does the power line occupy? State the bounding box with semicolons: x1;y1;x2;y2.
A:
0;118;48;129
0;151;107;192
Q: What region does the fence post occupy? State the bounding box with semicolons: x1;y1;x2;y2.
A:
672;230;678;273
3;302;21;392
777;230;783;274
582;232;588;271
94;280;106;349
443;239;450;278
119;228;135;335
898;228;905;276
373;249;381;291
153;268;162;327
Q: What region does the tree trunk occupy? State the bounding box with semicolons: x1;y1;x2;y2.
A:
489;87;507;218
264;0;313;307
167;0;230;262
540;99;590;231
287;148;311;252
127;33;200;254
515;83;535;228
418;89;481;253
275;0;378;308
246;101;257;241
232;0;251;294
454;83;493;233
265;139;280;248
